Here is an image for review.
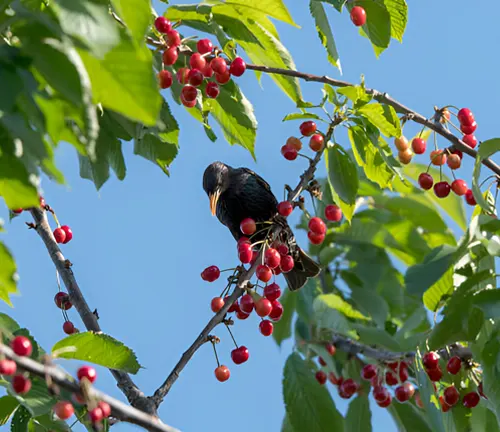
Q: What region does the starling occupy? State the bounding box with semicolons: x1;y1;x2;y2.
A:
203;161;321;291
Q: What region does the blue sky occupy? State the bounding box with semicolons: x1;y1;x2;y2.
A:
1;1;500;431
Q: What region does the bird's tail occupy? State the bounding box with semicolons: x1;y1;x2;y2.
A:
284;248;321;291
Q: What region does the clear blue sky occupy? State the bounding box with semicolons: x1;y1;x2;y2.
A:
1;1;500;431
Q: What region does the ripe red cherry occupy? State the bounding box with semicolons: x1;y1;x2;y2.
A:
202;64;214;78
350;6;366;26
188;69;204;87
177;68;190;84
236;310;250;320
328;372;341;385
315;370;327;385
465;189;476;206
239;294;254;313
326;343;336;356
308;231;325;245
385;371;398;386
205;82;220;99
11;336;32;357
299;121;317;137
162;47;178;66
373;386;390;403
201;265;220;282
446;356;462;375
443;386;460;406
427;367;443;382
256;265;272;282
197;38;213;54
259;320;273;336
181;94;197;108
286;136;302;151
77;365;97;383
215;365;230;382
189;53;206;71
395;382;415;403
325;204;342;222
231;346;249;365
457;108;475;126
264;283;281;301
478;382;487;399
211;57;227;75
423;352;440;370
0;359;16;375
12;375;31;394
418;172;434;190
269;300;283;321
280;255;294;273
181;85;198;103
154;17;172;33
12;208;23;214
398;364;409;382
309;217;326;235
240;218;256;235
461;121;477;135
340;378;358;396
451;179;468;196
55;292;72;310
238;237;250;247
166;29;181;47
63;321;75;334
238;243;253;263
281;145;298;161
53;227;66;243
462;134;477;148
98;401;111;418
211;297;225;313
255;298;272;317
229;57;246;77
361;364;377;380
452;149;463;159
411;137;426;154
265;248;281;269
225;297;239;313
463;392;480;408
447;154;461;170
309;134;324;152
54;401;74;420
158;70;173;89
278;201;293;217
89;407;103;423
377;394;392;408
430;150;447;166
276;244;289;256
215;70;231;85
434;181;451;198
318;357;326;366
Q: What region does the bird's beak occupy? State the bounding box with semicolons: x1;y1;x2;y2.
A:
209;189;221;216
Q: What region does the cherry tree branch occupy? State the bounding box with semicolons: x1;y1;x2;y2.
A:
0;343;179;432
29;208;157;416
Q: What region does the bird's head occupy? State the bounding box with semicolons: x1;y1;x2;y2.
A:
203;161;231;216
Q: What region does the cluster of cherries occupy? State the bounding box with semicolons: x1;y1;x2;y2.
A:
55;291;79;335
154;17;246;106
281;121;325;161
350;6;367;27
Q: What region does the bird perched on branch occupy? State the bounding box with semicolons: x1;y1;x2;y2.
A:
203;161;321;291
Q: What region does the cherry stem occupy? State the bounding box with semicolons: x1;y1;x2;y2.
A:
297;153;313;162
447;121;463;136
479;175;496;189
211;341;220;368
224;323;238;349
219;268;237;273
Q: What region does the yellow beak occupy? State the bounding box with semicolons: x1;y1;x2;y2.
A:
209;190;221;216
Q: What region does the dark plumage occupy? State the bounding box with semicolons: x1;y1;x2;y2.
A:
203;161;321;291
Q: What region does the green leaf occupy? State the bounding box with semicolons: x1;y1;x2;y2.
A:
29;413;70;431
314;294;369;321
337;85;367;105
388;401;433;432
472;290;500;319
313;295;352;334
354;0;391;56
296;279;322;324
111;0;150;43
0;242;19;307
309;0;341;71
422;267;453;312
384;0;408;42
224;0;297;26
283;353;344;432
326;145;359;205
0;153;39;211
472;138;500;214
345;396;372;432
0;67;23;112
51;332;142;373
353;326;401;351
272;290;296;347
0;313;21;335
357;103;401;138
0;396;18;425
10;405;30;432
282;112;326;122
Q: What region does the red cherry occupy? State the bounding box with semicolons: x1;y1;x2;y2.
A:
181;93;196;108
362;364;377;380
308;231;325;245
215;365;230;382
280;255;294;273
411;138;426;154
430;150;447;166
462;134;477;148
326;343;336;356
286;136;302;151
399;364;409;382
276;244;289;256
61;226;73;244
457;108;475;126
255;298;272;317
415;392;424;408
210;57;227;75
12;208;23;214
39;196;46;208
77;365;97;383
63;321;75;334
395;382;415;403
154;17;172;33
158;70;173;89
181;85;198;103
329;372;341;385
315;370;327;385
215;70;231;85
0;359;16;375
229;57;246;77
264;283;281;301
309;134;324;152
338;388;352;399
205;82;220;99
373;386;390;403
377;394;392;408
273;266;282;276
239;294;254;314
238;243;253;263
98;401;111;418
423;352;440;370
439;395;450;412
278;201;293;217
166;30;181;47
238;237;251;247
465;189;476;206
211;297;225;313
202;64;214;78
463;392;480;408
460;121;477;135
236;310;250;320
189;53;206;71
256;265;272;283
54;292;72;310
53;227;66;243
478;382;487;399
269;300;283;321
318;357;326;366
12;375;31;394
340;378;358;396
177;68;190;84
350;6;366;26
418;172;434;190
197;38;213;54
225;297;239;313
299;121;317;137
240;218;256;235
188;69;204;87
427;367;443;382
309;217;326;235
54;401;74;420
231;346;249;365
265;248;281;269
11;336;32;357
281;144;298;161
385;371;398;386
259;320;273;336
451;179;468;196
325;205;342;222
452;148;463;159
89;407;103;424
446;356;462;375
444;386;460;406
434;181;451;198
162;47;178;66
201;265;220;282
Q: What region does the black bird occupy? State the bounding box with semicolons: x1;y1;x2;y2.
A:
203;161;321;291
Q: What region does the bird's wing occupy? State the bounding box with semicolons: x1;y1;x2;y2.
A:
239;168;273;193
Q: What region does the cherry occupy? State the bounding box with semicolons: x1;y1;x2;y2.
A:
63;321;75;334
457;108;474;126
72;392;85;405
415;392;424;409
463;392;480;408
215;70;231;85
265;248;281;269
338;388;352;399
12;375;31;394
394;136;409;151
273;266;282;276
315;370;327;385
398;363;409;382
55;292;72;310
259;320;273;336
162;47;178;66
238;243;253;263
361;364;377;380
154;17;172;33
418;172;434;190
215;365;230;382
238;237;251;247
54;401;74;420
325;204;342;222
373;386;390;403
446;356;462;375
236;310;250;320
181;85;198;103
201;265;220;282
299;121;317;137
385;371;398;386
398;149;413;165
451;179;468;196
452;149;463;159
202;64;214;78
256;265;272;283
281;144;298;161
350;5;366;26
340;378;358;396
280;255;294;273
286;137;302;151
181;94;197;109
11;336;32;357
98;401;111;418
166;30;181;47
439;395;450;412
239;294;254;313
89;407;103;424
461;121;477;135
423;352;440;370
443;386;459;406
255;298;272;317
427;367;443;382
309;134;324;152
328;372;341;385
396;382;415;403
318;357;326;366
177;68;190;84
434;181;451;198
278;201;293;217
231;346;249;365
377;394;392;408
264;283;281;301
269;300;283;321
188;69;204;87
53;227;66;244
326;343;336;356
211;57;227;75
77;365;97;383
225;297;239;313
447;154;461;170
189;53;206;71
205;82;220;99
465;189;476;206
211;297;225;313
308;231;325;245
197;38;213;54
430;150;446;166
158;70;173;89
12;208;23;214
240;218;256;235
39;196;46;208
411;138;426;154
478;382;487;399
276;244;289;256
0;359;16;375
309;217;326;235
229;57;246;77
462;134;477;148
